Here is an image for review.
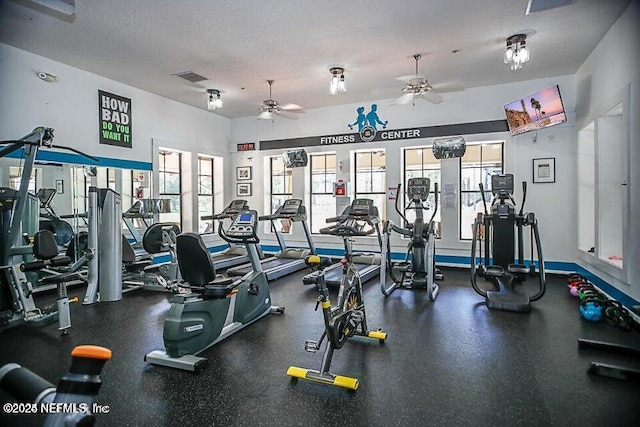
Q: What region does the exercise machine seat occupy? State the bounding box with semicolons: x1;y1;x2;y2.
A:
176;233;234;293
122;235;153;273
142;223;180;254
32;230;78;285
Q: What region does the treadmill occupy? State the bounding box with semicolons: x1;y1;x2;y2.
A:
305;199;382;287
201;199;262;270
226;199;316;281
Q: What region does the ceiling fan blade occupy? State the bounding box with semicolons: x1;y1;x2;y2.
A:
431;81;466;93
280;103;305;112
390;93;415;105
396;74;424;82
277;110;303;120
419;91;444;104
257;111;273;120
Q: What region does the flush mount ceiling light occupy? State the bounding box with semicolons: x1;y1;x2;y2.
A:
206;89;222;110
504;34;530;71
329;67;346;95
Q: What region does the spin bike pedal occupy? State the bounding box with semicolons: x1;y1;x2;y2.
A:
304;340;319;352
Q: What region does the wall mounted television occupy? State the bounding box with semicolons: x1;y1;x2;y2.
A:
504;85;567;136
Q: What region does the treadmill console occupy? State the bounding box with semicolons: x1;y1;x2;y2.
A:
278;199;302;216
225;199;249;215
407;178;430;202
349;199;375;217
227;210;258;238
491;174;514;196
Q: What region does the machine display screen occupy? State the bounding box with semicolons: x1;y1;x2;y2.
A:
281;199;301;214
228;200;247;212
351;199;372;214
492;174;514;193
237;213;253;223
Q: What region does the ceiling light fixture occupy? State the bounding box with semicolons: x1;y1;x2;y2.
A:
206;89;222;110
329;67;346;95
504;34;529;71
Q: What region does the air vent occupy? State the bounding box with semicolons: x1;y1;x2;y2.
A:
525;0;574;15
172;71;209;83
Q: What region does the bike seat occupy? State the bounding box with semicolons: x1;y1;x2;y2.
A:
203;276;236;298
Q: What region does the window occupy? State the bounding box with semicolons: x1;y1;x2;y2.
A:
309;153;337;233
158;149;182;226
354;150;386;218
269;156;293;215
107;168;117;191
198;155;217;234
9;166;38;193
403;147;441;237
459;142;504;240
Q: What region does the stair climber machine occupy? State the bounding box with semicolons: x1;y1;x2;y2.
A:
201;199;264;270
287;207;387;390
470;174;546;313
0;345;111;427
0;127;98;331
303;199;382;288
380;178;441;300
145;209;285;372
226;199;316;281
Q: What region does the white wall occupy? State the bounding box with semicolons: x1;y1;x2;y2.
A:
0;43;231;236
230;75;577;265
574;0;640;300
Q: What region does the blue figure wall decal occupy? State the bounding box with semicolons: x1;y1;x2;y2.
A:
348;106;366;131
366;104;388;130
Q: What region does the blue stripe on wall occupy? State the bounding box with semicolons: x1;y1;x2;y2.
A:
5;148;152;170
240;246;640;309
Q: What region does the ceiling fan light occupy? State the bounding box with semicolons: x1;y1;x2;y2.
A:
338;74;346;93
520;46;529;62
504;46;513;62
206;89;222;110
329;66;345;95
330;76;338;95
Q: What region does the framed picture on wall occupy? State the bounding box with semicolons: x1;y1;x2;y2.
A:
532;158;555;183
55;179;64;194
236;166;252;181
237;183;252;197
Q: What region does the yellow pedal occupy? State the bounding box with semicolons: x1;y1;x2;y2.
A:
287;366;308;378
368;330;387;341
333;375;359;390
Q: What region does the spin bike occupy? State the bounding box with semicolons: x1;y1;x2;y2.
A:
145;209;284;372
380;177;441;300
470;174;546;312
287;199;387;390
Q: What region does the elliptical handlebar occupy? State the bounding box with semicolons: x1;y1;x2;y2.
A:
519;181;527;216
478;182;489;216
394;183;410;228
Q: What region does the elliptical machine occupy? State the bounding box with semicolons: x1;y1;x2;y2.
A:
287;199;387;390
145;209;284;372
470;174;546;313
380;178;441;300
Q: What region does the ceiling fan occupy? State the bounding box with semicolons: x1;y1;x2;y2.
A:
258;80;305;120
391;54;464;106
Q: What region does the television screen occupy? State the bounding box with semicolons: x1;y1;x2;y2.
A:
504;85;567;136
282;149;308;168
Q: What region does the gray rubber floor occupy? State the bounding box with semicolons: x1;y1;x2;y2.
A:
1;268;639;426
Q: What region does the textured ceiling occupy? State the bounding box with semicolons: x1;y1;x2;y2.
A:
0;0;631;119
